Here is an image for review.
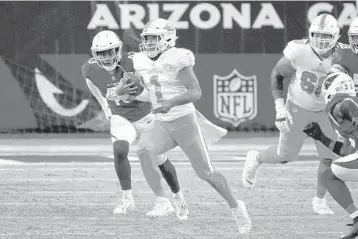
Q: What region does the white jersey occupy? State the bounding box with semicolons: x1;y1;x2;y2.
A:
284;39;334;111
132;47;196;121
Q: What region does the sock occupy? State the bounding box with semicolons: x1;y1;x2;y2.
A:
113;140;131;190
206;171;238;208
158;159;180;194
172;190;184;199
316;158;332;199
123;189;132;197
323;168;354;213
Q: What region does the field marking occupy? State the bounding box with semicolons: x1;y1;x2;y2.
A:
0;161;322;166
20;189;358;194
0;166;316;171
0;231;344;237
0;215;346;220
0;201;345;206
0;178;327;182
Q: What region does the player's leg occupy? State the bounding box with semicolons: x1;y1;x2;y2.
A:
136;114;184;200
110;115;138;215
324;154;358;239
312;112;338;215
164;113;251;233
242;99;306;188
157;153;189;220
136;120;178;218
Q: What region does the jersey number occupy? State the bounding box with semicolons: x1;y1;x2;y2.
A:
150;75;163;100
300;71;326;97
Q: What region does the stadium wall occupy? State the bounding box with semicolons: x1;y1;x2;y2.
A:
0;1;354;132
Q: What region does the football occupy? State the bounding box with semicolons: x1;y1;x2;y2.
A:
118;72;144;96
229;77;242;92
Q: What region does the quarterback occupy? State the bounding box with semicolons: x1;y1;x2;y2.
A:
304;71;358;239
242;14;340;215
132;18;251;234
81;30;188;219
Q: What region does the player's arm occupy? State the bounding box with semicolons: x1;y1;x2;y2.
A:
304;121;355;156
271;56;295;109
85;78;112;118
167;66;202;107
316;134;354;156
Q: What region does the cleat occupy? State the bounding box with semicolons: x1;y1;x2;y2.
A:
173;194;189;221
232;200;252;234
312;196;334;216
146;197;175;219
242;150;261;189
113;196;135;215
340;221;358;239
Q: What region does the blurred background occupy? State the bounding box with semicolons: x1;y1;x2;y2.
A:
0;0;355;134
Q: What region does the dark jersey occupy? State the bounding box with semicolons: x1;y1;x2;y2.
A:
326;93;358;144
333;45;358;85
81;52;151;122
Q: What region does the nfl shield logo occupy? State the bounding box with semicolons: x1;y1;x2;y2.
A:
213;69;258;127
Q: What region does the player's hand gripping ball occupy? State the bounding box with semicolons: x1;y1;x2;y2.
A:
115;72;144;97
125;72;144;96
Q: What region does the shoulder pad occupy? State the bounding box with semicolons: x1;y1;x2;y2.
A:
175;48;195;69
283;39;308;61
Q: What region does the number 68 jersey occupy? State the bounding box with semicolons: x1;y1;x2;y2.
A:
132;47;196;121
284;39;334;111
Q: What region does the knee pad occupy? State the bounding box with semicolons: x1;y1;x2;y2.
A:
113;140;129;160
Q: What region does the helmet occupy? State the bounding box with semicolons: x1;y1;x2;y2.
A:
140;18;177;58
309;14;340;55
91;30;123;72
322;72;355;103
348;17;358;53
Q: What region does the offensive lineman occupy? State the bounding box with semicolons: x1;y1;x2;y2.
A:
81;30;188;219
303;71;358;239
242;14;340;215
132;18;252;234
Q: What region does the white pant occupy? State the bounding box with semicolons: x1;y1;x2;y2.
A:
110;113;166;165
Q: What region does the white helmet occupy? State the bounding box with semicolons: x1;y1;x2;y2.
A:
309;14;340;55
140;18;177;58
91;30;123;72
322;72;355;103
348;17;358;53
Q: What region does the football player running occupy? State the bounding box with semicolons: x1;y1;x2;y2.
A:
81;30;188;219
303;71;358;239
132;18;251;233
242;14;340;215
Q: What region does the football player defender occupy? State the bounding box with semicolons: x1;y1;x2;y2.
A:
304;71;358;239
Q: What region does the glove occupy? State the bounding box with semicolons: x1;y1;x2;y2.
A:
274;98;292;133
303;122;323;141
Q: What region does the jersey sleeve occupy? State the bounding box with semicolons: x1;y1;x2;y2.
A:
81;60;90;79
282;40;307;68
176;48;195;69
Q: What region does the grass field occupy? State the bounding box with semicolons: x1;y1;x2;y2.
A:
0;134;356;239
